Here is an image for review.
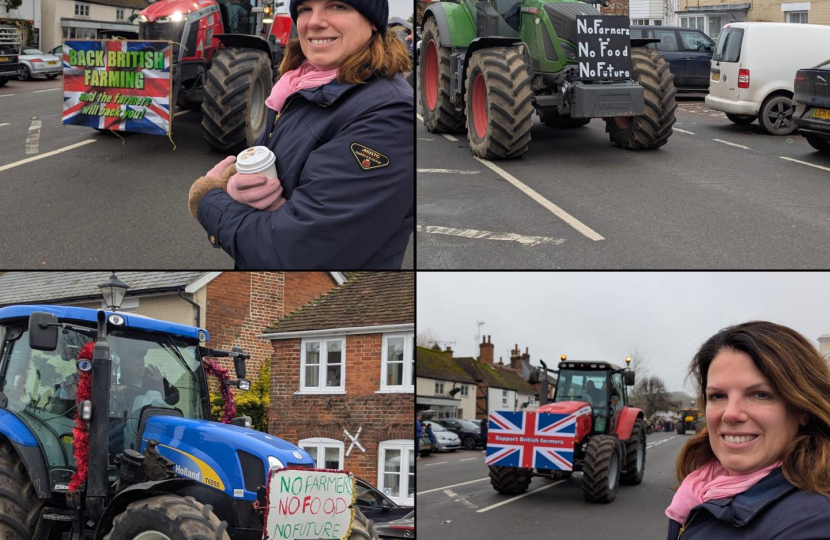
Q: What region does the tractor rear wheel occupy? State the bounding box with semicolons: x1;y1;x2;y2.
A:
420;17;465;133
350;507;381;540
621;419;646;485
465;47;533;159
0;439;44;540
201;47;272;153
581;435;621;503
539;109;591;128
103;495;231;540
605;47;676;150
489;465;532;494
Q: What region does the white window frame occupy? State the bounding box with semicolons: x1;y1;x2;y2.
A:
379;333;413;392
502;390;508;406
786;10;808;23
297;336;346;394
680;16;705;30
435;381;444;395
74;3;89;17
460;385;469;397
116;8;124;20
378;440;414;506
299;437;344;470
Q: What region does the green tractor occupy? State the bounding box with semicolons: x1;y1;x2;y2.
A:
420;0;677;159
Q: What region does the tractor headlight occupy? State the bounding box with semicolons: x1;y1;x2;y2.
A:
237;379;251;391
198;330;207;342
268;456;284;470
108;314;125;326
139;14;148;21
171;11;183;21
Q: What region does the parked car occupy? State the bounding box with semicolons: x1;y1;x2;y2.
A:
47;44;63;57
706;22;830;135
354;477;412;524
375;510;414;540
793;60;830;153
434;418;484;450
418;434;434;457
18;47;62;80
425;422;461;452
630;26;715;91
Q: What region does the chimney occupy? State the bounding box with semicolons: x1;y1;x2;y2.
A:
444;346;453;360
509;345;523;371
479;335;494;364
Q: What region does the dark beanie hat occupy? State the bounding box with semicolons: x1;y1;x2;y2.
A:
289;0;388;35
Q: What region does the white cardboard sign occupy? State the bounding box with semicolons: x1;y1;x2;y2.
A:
266;469;355;540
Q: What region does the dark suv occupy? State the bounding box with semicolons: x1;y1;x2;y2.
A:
793;59;830;153
630;26;715;91
434;418;484;450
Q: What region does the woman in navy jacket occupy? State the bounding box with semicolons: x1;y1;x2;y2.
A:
666;321;830;540
189;0;413;269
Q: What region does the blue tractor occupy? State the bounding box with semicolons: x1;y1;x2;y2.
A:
0;305;378;540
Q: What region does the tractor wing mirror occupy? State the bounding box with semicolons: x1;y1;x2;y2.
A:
232;346;247;379
28;312;59;351
624;371;635;386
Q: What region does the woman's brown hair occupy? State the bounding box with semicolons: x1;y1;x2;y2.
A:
279;31;412;84
676;321;830;495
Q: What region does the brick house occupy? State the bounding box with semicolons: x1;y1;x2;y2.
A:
260;272;414;506
0;271;345;383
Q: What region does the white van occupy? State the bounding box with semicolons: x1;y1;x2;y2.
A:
705;22;830;135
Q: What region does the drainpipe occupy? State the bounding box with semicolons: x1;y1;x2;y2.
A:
178;289;201;329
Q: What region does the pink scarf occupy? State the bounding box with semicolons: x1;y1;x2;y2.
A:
265;60;339;113
666;460;781;526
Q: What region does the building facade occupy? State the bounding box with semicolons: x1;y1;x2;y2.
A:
415;346;477;419
40;0;144;53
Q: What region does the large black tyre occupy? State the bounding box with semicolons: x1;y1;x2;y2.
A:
758;94;796;135
539;109;591;128
351;507;381;540
201;47;272;152
465;47;533;159
103;495;230;540
621;418;646;485
462;436;477;450
0;439;44;540
489;465;532;494
605;47;676;150
726;113;756;125
581;435;621;503
806;134;830;153
420;17;465;133
677;423;685;435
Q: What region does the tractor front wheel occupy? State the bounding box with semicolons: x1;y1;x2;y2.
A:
201;47;272;153
581;435;621;503
621;418;646;485
605;47;676;150
103;495;231;540
420;17;465;133
489;465;532;494
0;439;43;540
465;47;533;159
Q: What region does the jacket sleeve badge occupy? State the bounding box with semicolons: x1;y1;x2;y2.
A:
351;143;390;170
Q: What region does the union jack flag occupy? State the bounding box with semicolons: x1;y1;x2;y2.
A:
485;411;576;471
62;40;172;135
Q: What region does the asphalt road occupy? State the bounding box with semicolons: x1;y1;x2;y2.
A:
417;92;830;269
0;77;413;269
417;431;685;540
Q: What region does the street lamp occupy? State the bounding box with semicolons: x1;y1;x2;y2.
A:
98;272;129;311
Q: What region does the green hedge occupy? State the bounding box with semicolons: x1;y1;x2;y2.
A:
210;363;270;432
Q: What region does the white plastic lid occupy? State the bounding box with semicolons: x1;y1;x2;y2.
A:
236;146;276;174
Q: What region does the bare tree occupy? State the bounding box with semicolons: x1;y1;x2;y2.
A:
626;347;650;379
630;375;672;418
417;328;440;349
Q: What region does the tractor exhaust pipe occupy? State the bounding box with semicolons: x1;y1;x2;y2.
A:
86;310;112;520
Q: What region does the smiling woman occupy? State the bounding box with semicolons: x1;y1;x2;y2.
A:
664;321;830;540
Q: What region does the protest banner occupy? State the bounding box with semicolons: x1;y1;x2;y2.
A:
61;40;173;135
575;16;633;81
265;469;356;540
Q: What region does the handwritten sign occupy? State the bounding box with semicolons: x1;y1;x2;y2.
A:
61;40;173;135
575;16;633;81
266;469;355;540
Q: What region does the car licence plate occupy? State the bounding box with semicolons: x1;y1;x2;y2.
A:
0;56;8;62
711;72;720;81
813;108;830;120
47;61;58;65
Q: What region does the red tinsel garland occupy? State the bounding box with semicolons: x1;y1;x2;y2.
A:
68;341;95;492
203;358;236;424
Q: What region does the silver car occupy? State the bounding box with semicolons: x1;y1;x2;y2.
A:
425;422;460;452
18;48;61;80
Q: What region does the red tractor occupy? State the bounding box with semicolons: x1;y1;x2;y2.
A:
486;356;646;503
138;0;295;151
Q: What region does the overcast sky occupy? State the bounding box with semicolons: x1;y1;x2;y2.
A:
388;0;412;20
417;273;830;394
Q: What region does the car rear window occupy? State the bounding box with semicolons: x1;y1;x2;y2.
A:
713;27;743;63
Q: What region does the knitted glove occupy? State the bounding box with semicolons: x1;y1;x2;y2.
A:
227;171;286;211
188;156;237;220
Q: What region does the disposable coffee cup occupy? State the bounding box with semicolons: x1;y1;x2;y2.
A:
236;146;277;179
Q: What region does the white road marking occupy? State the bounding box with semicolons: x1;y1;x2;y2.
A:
417;168;480;174
476;480;566;513
417;477;490;495
0;139;96;173
34;88;60;93
0;94;14;98
174;109;191;117
417;225;565;247
444;489;458;497
443;134;459;142
418;137;436;141
475;157;605;241
25;119;42;155
713;138;749;150
444;489;480;510
416;113;423;121
0;123;9;127
780;156;830;173
422;461;448;467
674;128;695;135
459;457;480;462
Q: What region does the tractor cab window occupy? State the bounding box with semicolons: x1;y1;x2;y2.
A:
490;0;522;35
610;373;624;415
554;370;610;431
